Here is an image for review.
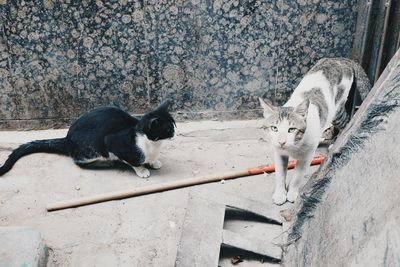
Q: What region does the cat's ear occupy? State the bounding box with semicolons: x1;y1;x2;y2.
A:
294;99;310;117
156;100;171;112
149;118;160;129
259;97;276;117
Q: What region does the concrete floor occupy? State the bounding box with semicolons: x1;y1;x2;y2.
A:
0;120;298;266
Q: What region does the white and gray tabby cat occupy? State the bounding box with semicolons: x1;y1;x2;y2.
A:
259;58;370;205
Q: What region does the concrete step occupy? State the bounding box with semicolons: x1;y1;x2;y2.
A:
222;229;282;260
0;227;47;267
175;195;226;267
175;189;283;266
190;187;283;224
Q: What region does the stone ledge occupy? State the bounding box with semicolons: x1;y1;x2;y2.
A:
0;227;47;267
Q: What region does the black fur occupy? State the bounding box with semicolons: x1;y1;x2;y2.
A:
0;138;67;176
0;100;175;176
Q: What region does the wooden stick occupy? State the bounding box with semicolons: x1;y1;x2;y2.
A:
46;155;326;212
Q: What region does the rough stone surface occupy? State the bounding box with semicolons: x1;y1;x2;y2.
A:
283;50;400;266
0;227;47;267
0;1;358;129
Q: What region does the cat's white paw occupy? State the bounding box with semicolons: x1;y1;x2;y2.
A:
287;189;299;203
133;166;150;178
150;160;162;169
273;191;287;205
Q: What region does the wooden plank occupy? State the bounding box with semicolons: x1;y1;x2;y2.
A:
374;0;392;82
352;0;374;63
380;0;400;69
174;194;225;267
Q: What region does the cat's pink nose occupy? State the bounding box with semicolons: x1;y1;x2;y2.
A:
279;141;286;148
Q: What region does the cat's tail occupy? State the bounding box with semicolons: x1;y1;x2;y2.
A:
0;138;68;176
351;60;372;102
332;59;372;130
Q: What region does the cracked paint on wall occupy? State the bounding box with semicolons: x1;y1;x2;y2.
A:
0;0;358;129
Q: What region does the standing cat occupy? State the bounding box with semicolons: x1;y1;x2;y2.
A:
0;100;175;178
259;58;370;205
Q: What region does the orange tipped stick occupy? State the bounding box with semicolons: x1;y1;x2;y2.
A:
246;154;326;175
47;155;326;212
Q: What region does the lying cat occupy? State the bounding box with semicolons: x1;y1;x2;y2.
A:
0;100;175;178
259;58;370;205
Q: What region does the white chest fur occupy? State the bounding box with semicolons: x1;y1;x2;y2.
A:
136;134;163;164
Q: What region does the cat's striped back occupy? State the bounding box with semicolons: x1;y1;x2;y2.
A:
285;58;371;132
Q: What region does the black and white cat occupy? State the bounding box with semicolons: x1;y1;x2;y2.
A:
0;100;176;178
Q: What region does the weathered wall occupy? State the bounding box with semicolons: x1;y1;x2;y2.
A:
0;0;358;129
283;50;400;266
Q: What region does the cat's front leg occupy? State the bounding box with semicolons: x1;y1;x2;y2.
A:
106;145;151;178
149;160;162;169
287;154;313;202
272;152;289;205
132;165;151;178
145;141;163;170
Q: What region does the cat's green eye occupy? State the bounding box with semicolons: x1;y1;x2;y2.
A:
288;127;297;133
270;126;278;132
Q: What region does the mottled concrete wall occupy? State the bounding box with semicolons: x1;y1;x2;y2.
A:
0;0;358;129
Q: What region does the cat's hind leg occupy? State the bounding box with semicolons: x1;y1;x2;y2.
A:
74;157;116;169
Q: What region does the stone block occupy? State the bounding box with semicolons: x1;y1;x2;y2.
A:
0;227;47;267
